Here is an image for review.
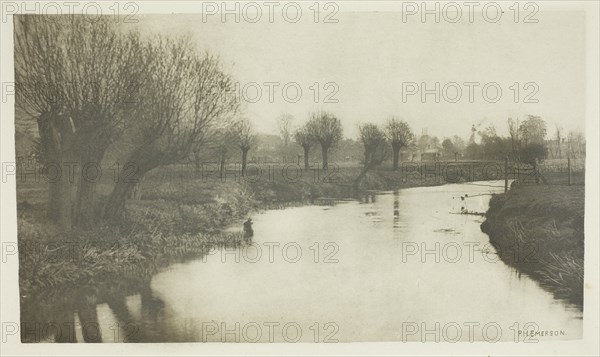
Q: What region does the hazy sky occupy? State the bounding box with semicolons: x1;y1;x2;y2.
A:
131;10;586;140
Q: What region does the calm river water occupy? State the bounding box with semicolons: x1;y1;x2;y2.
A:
35;181;583;342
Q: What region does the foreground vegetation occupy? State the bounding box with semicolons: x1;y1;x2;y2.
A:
481;176;585;309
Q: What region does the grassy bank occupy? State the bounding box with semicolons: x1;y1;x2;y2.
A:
481;183;585;308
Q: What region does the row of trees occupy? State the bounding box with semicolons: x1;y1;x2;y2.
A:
292;112;342;170
16;16;241;228
290;114;415;172
284;113;583;172
192;118;259;180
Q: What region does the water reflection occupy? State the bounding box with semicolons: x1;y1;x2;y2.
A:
21;182;583;342
148;182;581;342
361;192;377;204
21;278;167;343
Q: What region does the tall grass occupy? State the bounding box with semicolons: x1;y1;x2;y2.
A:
481;185;584;308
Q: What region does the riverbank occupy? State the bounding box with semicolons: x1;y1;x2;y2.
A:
16;162;483;342
15;161;569;299
481;183;585;309
20;179;586;342
16;161;586;341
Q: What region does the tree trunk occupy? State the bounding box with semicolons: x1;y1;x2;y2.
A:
74;130;114;226
74;178;96;228
241;149;248;176
354;166;369;189
303;146;310;170
321;145;329;170
103;157;151;221
219;157;226;179
363;149;371;169
47;178;65;222
40;115;74;229
74;153;101;227
354;159;377;189
194;153;202;178
48;172;73;230
392;144;400;170
129;176;145;200
103;177;137;221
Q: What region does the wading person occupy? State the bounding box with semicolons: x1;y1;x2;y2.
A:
243;218;254;241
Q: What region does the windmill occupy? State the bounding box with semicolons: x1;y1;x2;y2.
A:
468;119;486;144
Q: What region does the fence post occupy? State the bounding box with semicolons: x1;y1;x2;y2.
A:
568;157;572;186
504;157;509;193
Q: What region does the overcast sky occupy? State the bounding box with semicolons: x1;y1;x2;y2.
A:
131;10;586;140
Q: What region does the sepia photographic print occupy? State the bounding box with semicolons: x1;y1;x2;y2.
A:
0;1;598;356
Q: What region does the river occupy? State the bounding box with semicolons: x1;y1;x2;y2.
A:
26;181;583;342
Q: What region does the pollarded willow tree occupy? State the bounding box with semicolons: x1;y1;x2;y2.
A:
15;16;71;228
234;119;256;177
355;123;388;188
14;15;146;228
212;126;239;179
65;20;146;227
293;124;314;170
359;123;388;169
384;117;414;170
307;111;343;170
103;37;239;220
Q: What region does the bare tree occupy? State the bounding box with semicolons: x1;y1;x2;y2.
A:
307;111;343;170
66;21;145;227
277;113;294;147
384;117;413;170
104;37;238;220
452;135;466;155
567;131;585;159
277;113;295;163
359;123;387;168
355;123;388;187
508;117;520;156
15;16;72;228
213;126;238;178
293;124;314;170
14;15;145;228
234;119;256;176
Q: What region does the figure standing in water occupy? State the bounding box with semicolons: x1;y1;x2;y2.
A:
243;218;254;241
